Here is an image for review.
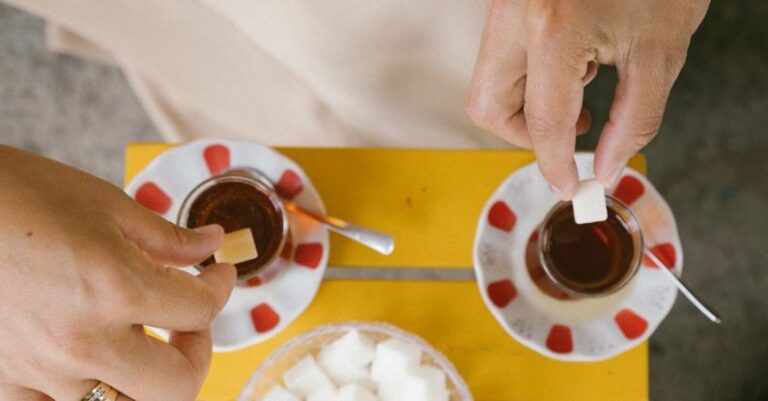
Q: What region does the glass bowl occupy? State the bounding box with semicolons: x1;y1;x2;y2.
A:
237;321;473;401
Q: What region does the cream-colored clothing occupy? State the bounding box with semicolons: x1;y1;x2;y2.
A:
6;0;510;148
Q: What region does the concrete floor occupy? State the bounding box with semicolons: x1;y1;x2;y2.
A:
2;3;767;400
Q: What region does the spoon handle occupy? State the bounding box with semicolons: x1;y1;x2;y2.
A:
325;222;395;256
644;248;721;324
283;202;395;255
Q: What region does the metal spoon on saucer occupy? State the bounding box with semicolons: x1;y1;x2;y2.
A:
644;248;721;324
229;167;395;255
283;201;395;255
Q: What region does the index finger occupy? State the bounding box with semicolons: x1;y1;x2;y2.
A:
524;20;595;199
115;194;225;267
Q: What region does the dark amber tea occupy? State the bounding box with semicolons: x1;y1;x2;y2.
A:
179;171;288;281
538;196;642;297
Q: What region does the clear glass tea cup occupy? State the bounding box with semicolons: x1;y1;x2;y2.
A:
177;168;290;283
534;196;643;298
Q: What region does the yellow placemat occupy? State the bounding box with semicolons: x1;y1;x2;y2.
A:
125;144;648;401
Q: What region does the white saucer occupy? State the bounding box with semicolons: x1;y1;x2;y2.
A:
473;153;682;361
125;139;329;351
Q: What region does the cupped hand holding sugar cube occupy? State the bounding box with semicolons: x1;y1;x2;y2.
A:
264;330;452;401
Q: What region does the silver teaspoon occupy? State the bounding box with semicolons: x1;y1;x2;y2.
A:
283;201;395;256
644;248;721;324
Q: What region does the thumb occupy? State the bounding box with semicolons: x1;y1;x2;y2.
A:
116;197;225;266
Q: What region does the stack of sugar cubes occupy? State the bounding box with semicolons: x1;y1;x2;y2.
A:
263;330;450;401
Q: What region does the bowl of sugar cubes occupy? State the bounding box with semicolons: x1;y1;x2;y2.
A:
238;322;473;401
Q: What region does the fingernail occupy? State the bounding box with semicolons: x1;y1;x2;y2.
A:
193;224;223;236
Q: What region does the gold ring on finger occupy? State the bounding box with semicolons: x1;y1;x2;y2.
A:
81;382;119;401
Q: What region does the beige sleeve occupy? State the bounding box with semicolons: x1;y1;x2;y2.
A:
5;0;351;146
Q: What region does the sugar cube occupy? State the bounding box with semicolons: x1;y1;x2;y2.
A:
413;365;447;390
337;384;379;401
307;386;338;401
355;376;379;393
214;228;258;264
572;179;608;224
403;365;449;401
262;385;300;401
319;330;376;384
322;330;376;366
282;355;335;397
381;365;448;401
377;380;403;401
370;338;422;383
326;363;372;386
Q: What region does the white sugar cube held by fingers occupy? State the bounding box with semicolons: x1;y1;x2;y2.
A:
282;355;335;397
572;179;608;224
214;227;258;265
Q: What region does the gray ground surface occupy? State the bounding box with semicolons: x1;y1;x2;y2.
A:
2;3;767;400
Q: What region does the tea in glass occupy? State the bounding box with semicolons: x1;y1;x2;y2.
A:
536;196;643;297
178;169;289;282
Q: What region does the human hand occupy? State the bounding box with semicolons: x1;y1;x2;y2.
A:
0;146;237;401
467;0;709;199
